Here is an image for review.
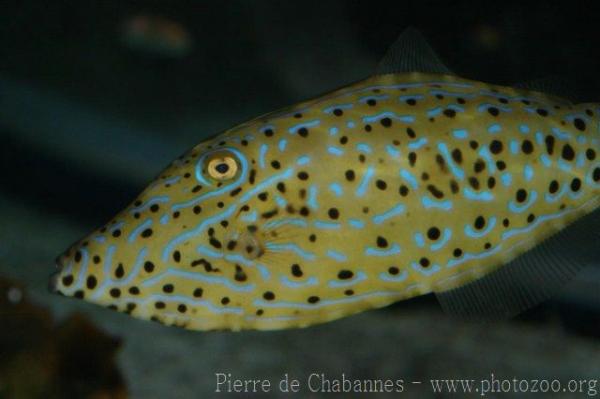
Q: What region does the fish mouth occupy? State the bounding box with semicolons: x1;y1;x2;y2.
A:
48;255;64;293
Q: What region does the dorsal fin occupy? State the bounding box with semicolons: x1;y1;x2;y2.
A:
434;207;599;320
374;28;452;76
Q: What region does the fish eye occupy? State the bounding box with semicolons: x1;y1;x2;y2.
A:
206;154;239;181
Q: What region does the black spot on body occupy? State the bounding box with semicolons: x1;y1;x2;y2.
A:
443;109;456;118
338;270;353;279
545;135;555;155
345;170;355;181
427;185;444;199
291;264;303;277
307;296;320;304
468;177;480;190
141;229;153;238
516;189;527;203
490;140;503;154
144;261;155;273
521;140;534;154
234;265;247;282
263;291;275;300
408;152;417;166
298;127;309;137
328;208;339;220
573;118;586;131
450;180;459;194
262;209;278;219
474;159;485;173
427;227;440;240
451;149;463;164
474;216;486;229
586;148;596;160
435;154;447;171
86;276;97;289
562;144;575;161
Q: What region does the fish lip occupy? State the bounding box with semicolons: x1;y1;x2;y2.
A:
48;256;64;293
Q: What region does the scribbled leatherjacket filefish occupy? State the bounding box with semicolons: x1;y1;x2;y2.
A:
50;29;600;331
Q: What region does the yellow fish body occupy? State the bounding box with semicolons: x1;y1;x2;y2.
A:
51;31;600;331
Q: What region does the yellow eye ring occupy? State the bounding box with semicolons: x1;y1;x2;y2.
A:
206;155;238;180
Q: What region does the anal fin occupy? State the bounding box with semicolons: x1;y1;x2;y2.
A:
435;207;600;320
514;76;583;103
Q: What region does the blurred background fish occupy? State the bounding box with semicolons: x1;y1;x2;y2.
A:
120;14;193;58
1;1;600;398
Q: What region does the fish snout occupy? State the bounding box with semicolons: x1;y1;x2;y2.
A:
48;255;64;293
